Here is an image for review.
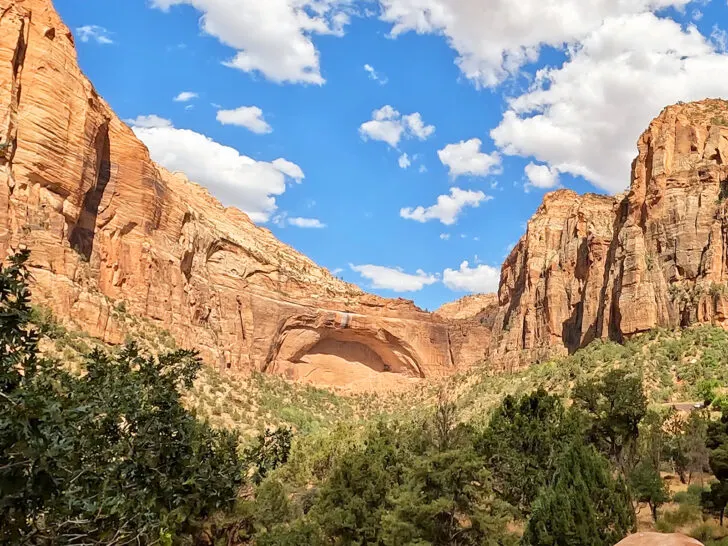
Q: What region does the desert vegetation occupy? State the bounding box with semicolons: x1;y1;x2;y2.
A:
7;251;728;544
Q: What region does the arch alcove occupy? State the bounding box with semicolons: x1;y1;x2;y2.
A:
265;315;425;389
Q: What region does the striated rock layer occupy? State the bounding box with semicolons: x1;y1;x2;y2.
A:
491;99;728;369
0;0;489;390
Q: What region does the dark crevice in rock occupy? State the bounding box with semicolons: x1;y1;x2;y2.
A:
69;122;111;261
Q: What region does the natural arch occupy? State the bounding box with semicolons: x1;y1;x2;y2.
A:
266;317;425;390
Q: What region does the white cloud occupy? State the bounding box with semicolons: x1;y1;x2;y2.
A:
398;153;411;169
331;267;344;275
437;138;501;178
173;91;198;102
350;264;438;292
288;217;326;228
364;63;388;84
403;113;435;140
76;25;113;44
151;0;350;84
400;187;490;225
712;25;728;53
491;13;728;193
378;0;691;88
524;162;560;190
443;260;500;293
271;158;305;181
124;115;173;129
216;106;273;134
440;233;450;240
359;105;435;148
131;119;303;223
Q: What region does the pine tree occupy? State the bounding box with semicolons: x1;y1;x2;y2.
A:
522;441;635;546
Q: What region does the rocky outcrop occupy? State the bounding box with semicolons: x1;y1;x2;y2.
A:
435;294;498;321
615;533;703;546
0;0;487;390
490;100;728;369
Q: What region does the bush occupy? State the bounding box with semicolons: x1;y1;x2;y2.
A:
0;251;245;543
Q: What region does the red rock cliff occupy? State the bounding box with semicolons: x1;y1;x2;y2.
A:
490;100;728;368
0;0;489;390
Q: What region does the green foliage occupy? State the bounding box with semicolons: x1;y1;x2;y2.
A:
0;251;245;544
255;479;294;532
629;461;669;521
245;427;293;485
572;368;647;471
382;446;515;546
522;442;635;546
311;421;410;545
477;388;582;514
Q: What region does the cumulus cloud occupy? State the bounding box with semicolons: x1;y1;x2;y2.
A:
173;91;198;102
124;115;172;129
350;264;438;292
130;118;303;223
398;153;411;169
400;187;490;225
378;0;692;87
216;106;273;134
491;13;728;193
364;63;388;84
359;105;435;148
524;162;560;190
76;25;113;44
288;217;326;228
437;138;501;178
443;260;500;293
151;0;350;84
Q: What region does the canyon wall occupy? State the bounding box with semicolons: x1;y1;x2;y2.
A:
490;100;728;369
0;0;489;390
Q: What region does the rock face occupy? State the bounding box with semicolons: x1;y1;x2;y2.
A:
490;100;728;369
0;0;488;390
614;533;703;546
435;294;499;321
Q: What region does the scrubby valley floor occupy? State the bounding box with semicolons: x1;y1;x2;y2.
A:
21;278;728;544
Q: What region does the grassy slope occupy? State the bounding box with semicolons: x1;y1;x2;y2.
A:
33;302;728;439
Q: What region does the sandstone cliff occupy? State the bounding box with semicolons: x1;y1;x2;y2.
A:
0;0;488;390
490;100;728;369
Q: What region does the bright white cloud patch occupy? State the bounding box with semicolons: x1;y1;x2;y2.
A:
378;0;691;87
131;118;303;223
437;138;501;178
524;162;559;190
173;91;198;102
360;105;435;148
490;13;728;193
288;217;326;228
76;25;113;44
350;264;438;292
400;187;490;225
398;153;411;169
124;115;172;129
364;64;388;84
217;106;273;134
151;0;350;84
443;261;500;293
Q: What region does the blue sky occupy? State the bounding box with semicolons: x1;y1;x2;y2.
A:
55;0;728;311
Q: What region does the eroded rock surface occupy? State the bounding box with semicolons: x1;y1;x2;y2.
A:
0;0;488;390
490;100;728;368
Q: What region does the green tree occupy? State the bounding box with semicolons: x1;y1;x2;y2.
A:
572;368;647;473
382;447;514;546
246;427;294;485
478;389;582;514
522;441;635;546
703;410;728;525
255;479;294;532
311;422;410;545
0;251;245;544
629;461;669;521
